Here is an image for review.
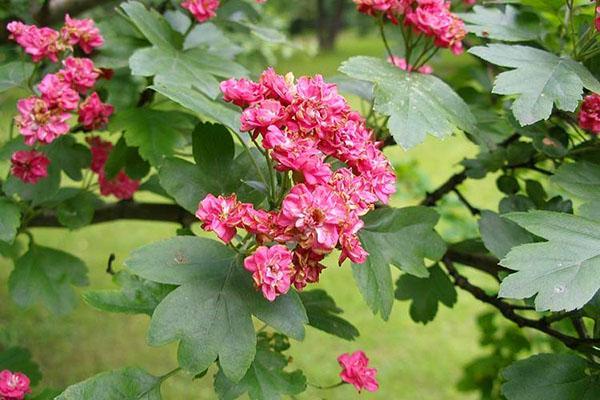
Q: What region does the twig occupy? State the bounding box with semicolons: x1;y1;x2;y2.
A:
106;253;116;275
452;188;480;215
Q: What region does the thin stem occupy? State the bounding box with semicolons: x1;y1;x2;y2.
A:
379;18;394;59
566;0;578;58
414;47;440;70
452;188;480;216
230;129;270;192
308;381;345;390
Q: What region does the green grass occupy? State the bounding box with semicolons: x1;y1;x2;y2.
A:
0;32;502;399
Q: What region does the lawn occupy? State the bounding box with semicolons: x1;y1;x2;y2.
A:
0;32;502;399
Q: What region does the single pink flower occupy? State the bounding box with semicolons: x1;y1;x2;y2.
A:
220;78;263;107
244;245;294;301
579;93;600;134
78;92;114;131
7;21;64;62
387;55;433;74
291;248;325;290
60;57;100;93
10;150;50;184
337;351;379;392
37;73;80;111
86;136;113;173
0;370;31;400
181;0;220;23
240;99;286;134
259;68;295;104
98;171;140;200
15;96;71;145
61;14;104;54
196;194;243;243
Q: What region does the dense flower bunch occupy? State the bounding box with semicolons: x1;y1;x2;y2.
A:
181;0;267;23
87;137;140;200
196;69;396;301
579;93;600;134
0;370;30;400
10;150;50;184
337;351;379;392
388;55;432;74
354;0;466;54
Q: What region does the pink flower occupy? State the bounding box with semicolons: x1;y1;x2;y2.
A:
240;204;276;237
596;7;600;32
259;68;295;104
353;0;411;23
0;370;31;400
7;21;63;62
98;171;140;200
37;74;80;111
405;0;466;54
291;248;325;290
387;55;433;74
61;14;104;54
339;233;369;264
60;57;100;93
337;351;379;392
463;0;476;5
240;99;286;134
181;0;220;23
15;96;71;145
278;184;346;253
87;136;113;173
10;150;50;184
78;93;114;131
579;93;600;134
196;194;243;243
220;78;263;107
244;245;293;301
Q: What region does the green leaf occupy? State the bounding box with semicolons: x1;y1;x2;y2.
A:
192;122;235;173
110;108;194;167
125;237;307;379
469;44;600;125
83;271;175;315
43;136;91;181
552;161;600;201
56;190;97;230
0;61;34;92
9;245;88;314
214;342;306;400
120;0;182;48
499;211;600;311
299;289;359;341
0;347;42;386
353;206;447;320
502;354;600;400
3;164;61;206
56;367;162;400
0;199;20;243
339;56;475;148
460;5;538;42
479;210;533;259
394;264;457;324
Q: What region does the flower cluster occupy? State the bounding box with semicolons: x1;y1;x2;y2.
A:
579;93;600;134
388;55;432;74
196;69;396;301
181;0;267;23
337;351;379;393
87;137;140;200
596;6;600;32
7;16;114;185
0;370;30;400
354;0;466;54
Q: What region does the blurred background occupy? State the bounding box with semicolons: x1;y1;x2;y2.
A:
0;1;541;399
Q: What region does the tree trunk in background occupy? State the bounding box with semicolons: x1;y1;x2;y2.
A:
316;0;346;52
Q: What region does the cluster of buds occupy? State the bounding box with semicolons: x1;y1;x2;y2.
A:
354;0;466;55
196;69;396;301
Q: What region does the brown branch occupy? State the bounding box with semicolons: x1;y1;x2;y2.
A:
444;249;506;281
452;188;480;215
442;257;600;354
420;171;467;207
28;201;195;228
36;0;117;25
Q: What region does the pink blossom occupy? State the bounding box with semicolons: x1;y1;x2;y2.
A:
181;0;220;23
353;0;411;23
37;73;80;111
339;233;369;264
0;370;31;400
7;21;63;62
15;96;71;145
98;171;140;200
387;55;433;74
596;7;600;32
240;99;286;134
579;93;600;134
196;194;243;243
240;204;276;238
10;150;50;184
87;136;113;173
337;351;379;392
244;245;293;301
78;92;114;131
60;57;100;93
61;14;104;54
291;248;325;290
260;68;295;104
463;0;476;5
220;78;263;107
278;184;346;253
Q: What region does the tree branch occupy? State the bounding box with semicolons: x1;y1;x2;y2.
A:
28;201;195;228
36;0;117;25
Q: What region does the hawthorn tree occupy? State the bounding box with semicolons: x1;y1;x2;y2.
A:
0;0;599;399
